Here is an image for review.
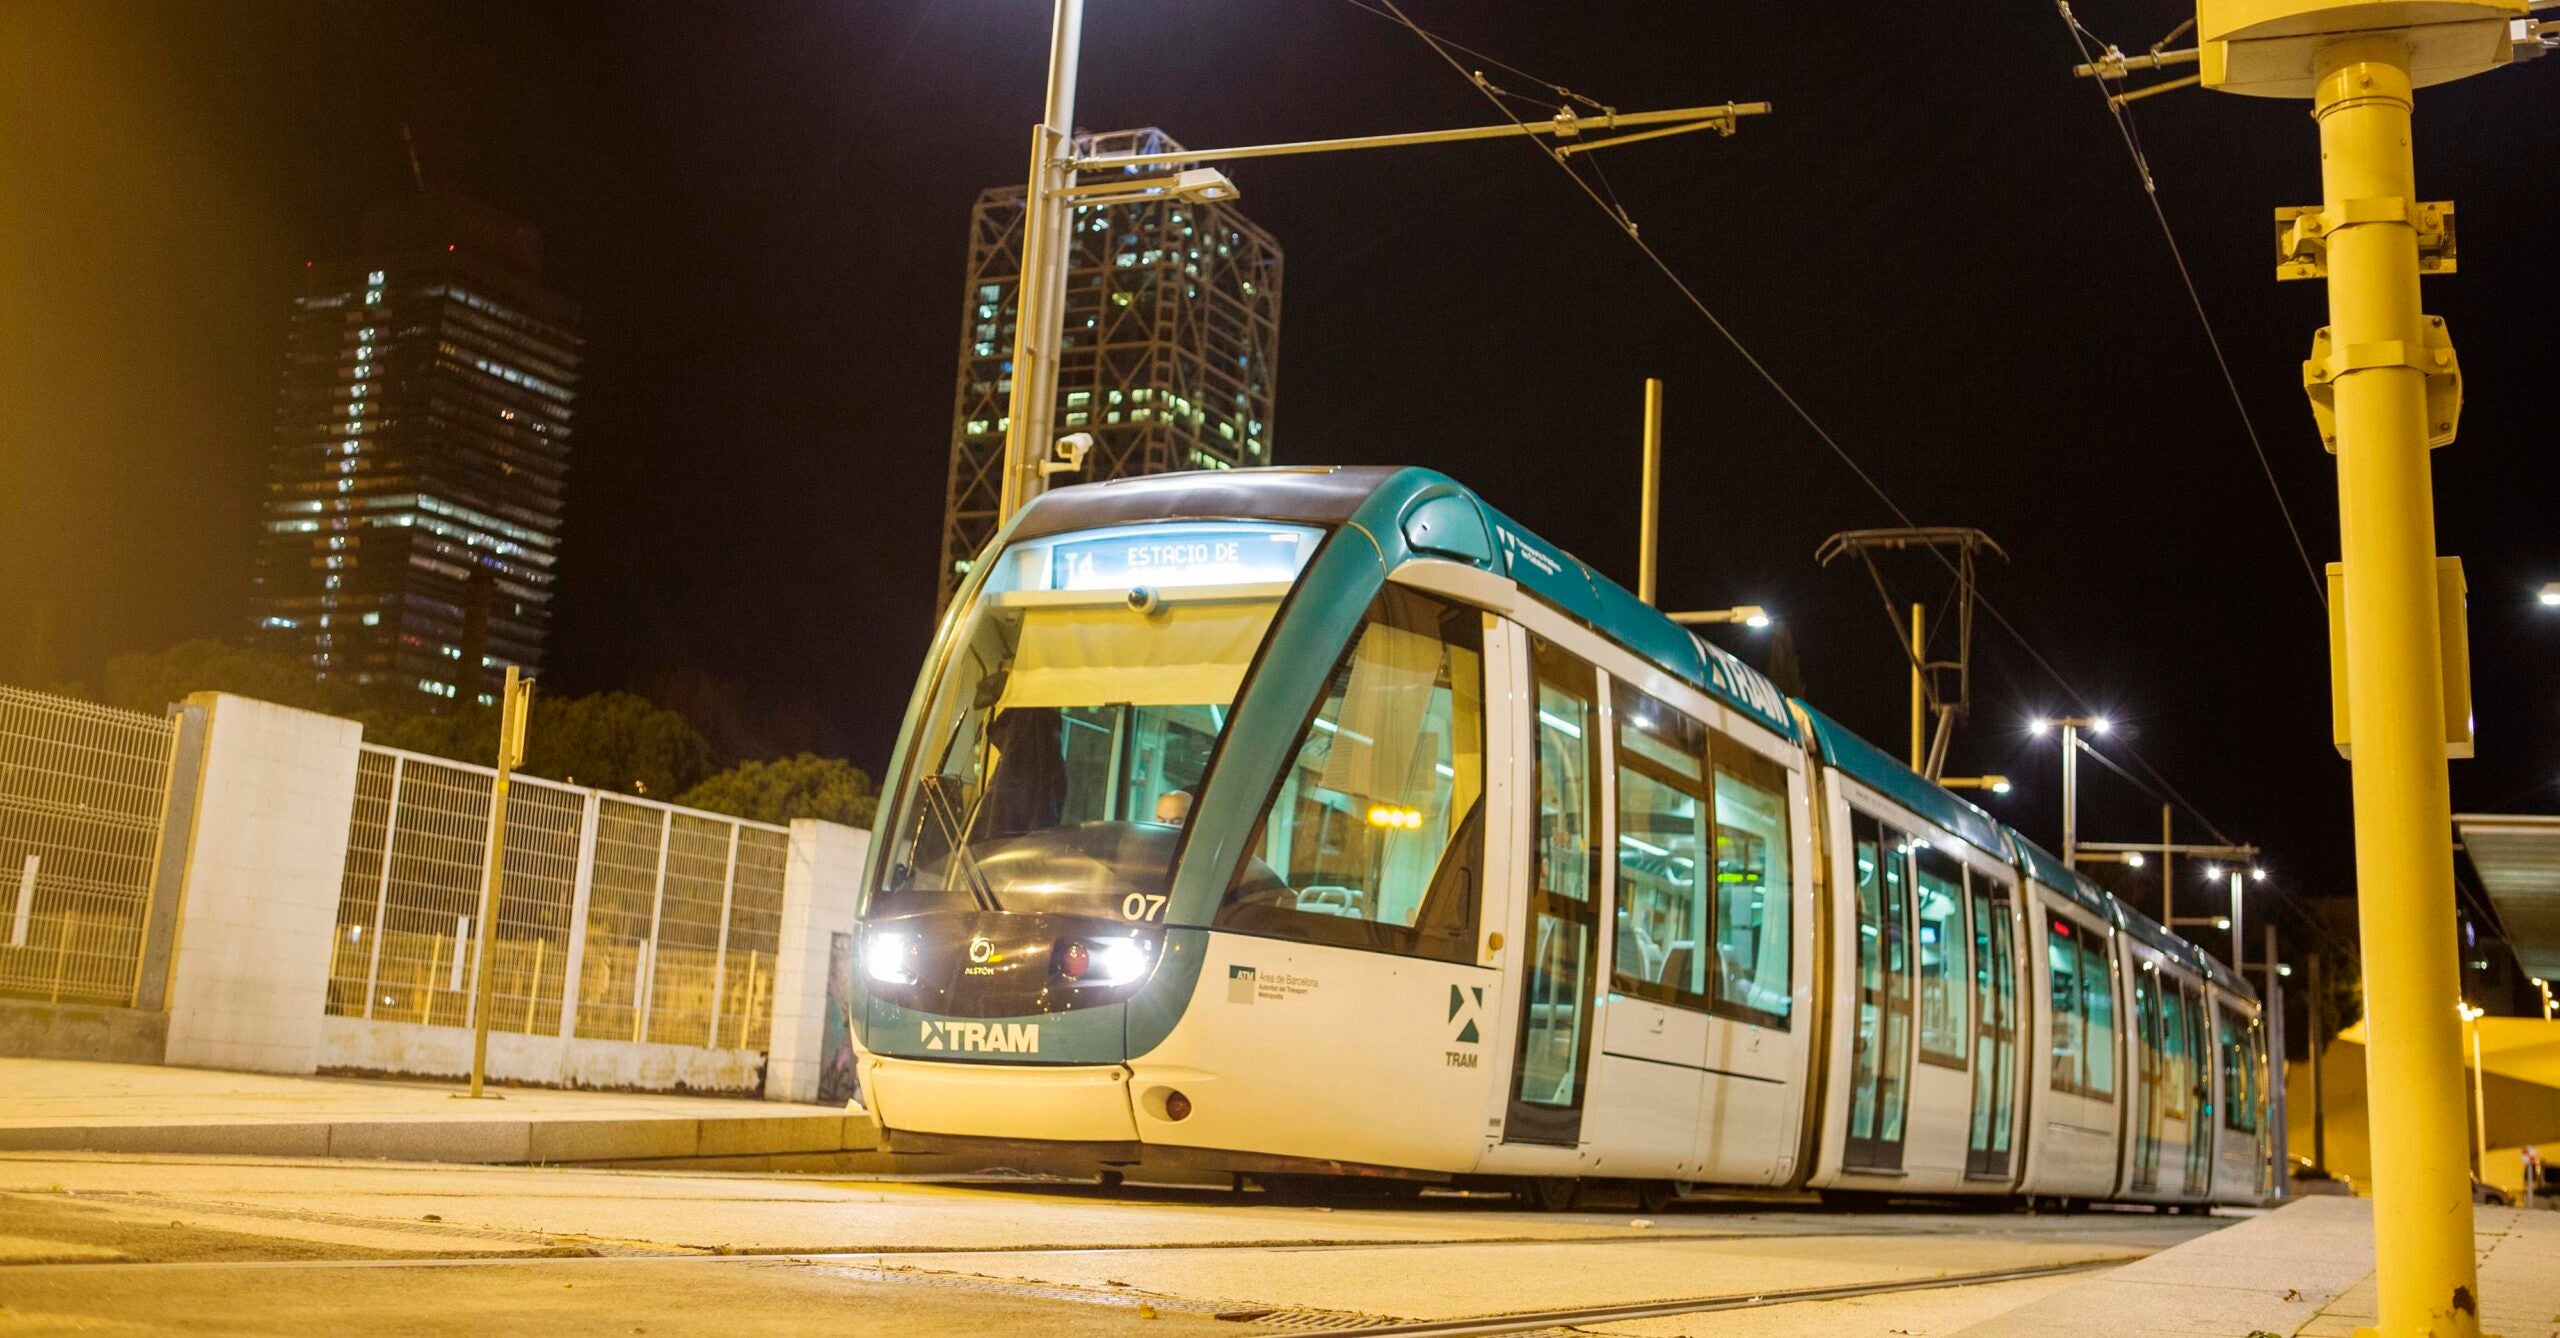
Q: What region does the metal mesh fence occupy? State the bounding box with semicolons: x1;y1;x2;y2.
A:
328;745;791;1053
0;686;176;1006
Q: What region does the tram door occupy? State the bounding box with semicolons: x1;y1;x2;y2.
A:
1505;639;1602;1145
1844;813;1914;1171
2130;966;2164;1191
2179;979;2214;1195
1964;874;2018;1180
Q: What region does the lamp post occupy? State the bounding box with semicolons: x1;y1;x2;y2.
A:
994;0;1768;529
2029;715;2108;865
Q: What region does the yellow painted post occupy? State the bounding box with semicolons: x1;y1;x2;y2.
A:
2318;40;2480;1334
1908;603;1925;771
468;667;533;1098
1638;378;1663;606
2189;2;2528;1324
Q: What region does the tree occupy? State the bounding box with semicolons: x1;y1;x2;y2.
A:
95;639;373;717
371;691;713;798
676;753;877;828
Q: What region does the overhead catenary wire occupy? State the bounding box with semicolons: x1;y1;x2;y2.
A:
1359;0;2256;858
2054;2;2329;612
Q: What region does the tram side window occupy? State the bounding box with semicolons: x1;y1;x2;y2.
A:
2080;931;2116;1098
1710;736;1793;1026
1610;684;1711;1009
1913;845;1968;1065
1217;586;1486;963
2220;1011;2260;1133
2160;984;2191;1119
2048;919;2083;1094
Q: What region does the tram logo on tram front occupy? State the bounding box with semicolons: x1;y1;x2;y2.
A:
918;1019;1040;1054
1227;965;1257;1004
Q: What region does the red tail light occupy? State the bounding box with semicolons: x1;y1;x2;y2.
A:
1058;940;1091;979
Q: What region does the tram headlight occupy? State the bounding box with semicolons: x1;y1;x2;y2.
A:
864;931;919;986
1056;935;1152;987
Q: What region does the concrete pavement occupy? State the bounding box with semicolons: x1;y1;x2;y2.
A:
0;1151;2223;1335
0;1057;873;1165
1955;1196;2560;1337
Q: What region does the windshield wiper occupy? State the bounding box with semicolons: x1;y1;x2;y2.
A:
919;774;1002;912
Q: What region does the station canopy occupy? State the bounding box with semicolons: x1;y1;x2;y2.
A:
2454;813;2560;980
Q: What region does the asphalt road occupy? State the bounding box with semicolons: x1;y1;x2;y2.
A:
0;1154;2228;1336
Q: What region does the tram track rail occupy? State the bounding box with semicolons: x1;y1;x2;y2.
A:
1246;1258;2117;1336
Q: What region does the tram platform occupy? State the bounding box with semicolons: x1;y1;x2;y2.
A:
1958;1195;2560;1336
0;1057;878;1166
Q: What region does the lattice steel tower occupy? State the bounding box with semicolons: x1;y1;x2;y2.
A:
939;129;1282;607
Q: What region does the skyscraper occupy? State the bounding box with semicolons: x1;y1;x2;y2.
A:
939;129;1283;606
253;194;583;708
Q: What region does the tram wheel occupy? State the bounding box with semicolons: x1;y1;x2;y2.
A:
1519;1177;1583;1213
1635;1180;1683;1214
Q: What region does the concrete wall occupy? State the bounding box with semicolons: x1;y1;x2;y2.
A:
161;693;365;1074
318;1016;766;1094
0;996;167;1065
765;818;870;1103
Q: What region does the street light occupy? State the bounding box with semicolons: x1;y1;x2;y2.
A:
1668;605;1772;629
1942;774;2011;795
2540;582;2560;607
2030;715;2110;864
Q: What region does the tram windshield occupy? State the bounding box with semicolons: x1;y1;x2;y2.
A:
868;522;1325;921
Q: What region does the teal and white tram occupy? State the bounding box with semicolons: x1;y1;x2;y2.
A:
849;466;2274;1208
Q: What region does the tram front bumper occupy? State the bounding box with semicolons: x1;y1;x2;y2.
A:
862;1054;1140;1146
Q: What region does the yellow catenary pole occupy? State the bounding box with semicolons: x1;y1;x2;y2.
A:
1908;603;1926;772
1638;377;1663;606
2193;2;2530;1330
468;666;533;1099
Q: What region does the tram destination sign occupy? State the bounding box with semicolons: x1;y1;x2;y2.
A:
1051;525;1312;592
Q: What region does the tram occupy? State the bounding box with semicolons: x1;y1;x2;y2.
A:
848;466;2274;1208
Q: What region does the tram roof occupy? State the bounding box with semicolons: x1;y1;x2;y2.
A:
1795;702;2009;861
1012;466;1799;740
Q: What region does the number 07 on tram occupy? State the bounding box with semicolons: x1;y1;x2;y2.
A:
849;466;2274;1208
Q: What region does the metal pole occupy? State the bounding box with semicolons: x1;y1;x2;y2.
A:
2263;920;2288;1198
1070;102;1773;171
2060;721;2079;867
2161;805;2175;926
2230;869;2245;971
1909;604;1926;772
2308;948;2328;1172
1637;378;1662;606
468;667;530;1099
2317;34;2480;1330
2469;1011;2489;1179
994;0;1084;529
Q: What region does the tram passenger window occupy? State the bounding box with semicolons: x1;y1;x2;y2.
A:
1610;684;1710;1008
2220;1011;2259;1133
2080;933;2116;1098
2048;919;2083;1094
1710;739;1793;1026
2160;985;2191;1118
1217;586;1486;963
1914;845;1968;1065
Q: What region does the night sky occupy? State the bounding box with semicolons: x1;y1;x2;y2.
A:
6;3;2556;950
